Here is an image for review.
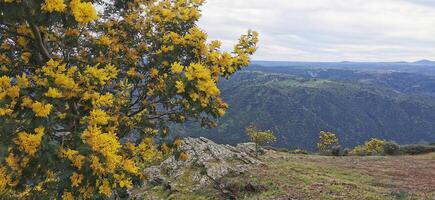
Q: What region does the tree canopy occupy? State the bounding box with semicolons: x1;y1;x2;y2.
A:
0;0;258;198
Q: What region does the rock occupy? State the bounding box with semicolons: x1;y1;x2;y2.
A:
139;137;263;193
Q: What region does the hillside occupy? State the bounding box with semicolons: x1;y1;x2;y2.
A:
173;70;435;150
134;138;435;200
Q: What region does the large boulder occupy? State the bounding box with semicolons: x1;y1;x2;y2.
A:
133;137;263;197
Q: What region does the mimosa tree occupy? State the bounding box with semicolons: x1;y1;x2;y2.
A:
245;124;276;157
0;0;258;198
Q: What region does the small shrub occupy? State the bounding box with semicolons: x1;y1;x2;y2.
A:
350;138;386;156
245;124;276;156
330;145;342;156
383;141;401;155
289;149;309;155
317;131;340;156
400;144;435;155
342;148;350;156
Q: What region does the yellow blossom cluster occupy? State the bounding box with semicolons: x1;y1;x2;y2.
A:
45;87;63;98
59;149;86;169
70;0;99;23
0;166;12;194
15;127;45;156
30;101;53;117
350;138;386;156
317;131;340;152
41;0;66;13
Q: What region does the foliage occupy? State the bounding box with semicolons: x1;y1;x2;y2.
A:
245;124;276;156
0;0;258;198
382;141;400;155
173;71;435;151
349;138;386;156
317;131;340;155
288;149;309;155
399;144;435;155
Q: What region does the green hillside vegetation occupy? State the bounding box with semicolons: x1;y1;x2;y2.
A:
173;71;435;150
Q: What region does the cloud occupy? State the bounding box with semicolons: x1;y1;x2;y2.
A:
198;0;435;61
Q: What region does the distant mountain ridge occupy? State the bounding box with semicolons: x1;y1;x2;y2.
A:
174;65;435;151
413;59;435;65
252;60;435;66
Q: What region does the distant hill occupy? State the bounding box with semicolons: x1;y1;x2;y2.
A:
250;60;435;74
173;68;435;150
413;59;435;65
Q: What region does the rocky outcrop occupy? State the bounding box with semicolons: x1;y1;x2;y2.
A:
135;137;263;196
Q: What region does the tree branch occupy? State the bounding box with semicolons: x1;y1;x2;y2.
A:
21;0;52;61
28;24;51;61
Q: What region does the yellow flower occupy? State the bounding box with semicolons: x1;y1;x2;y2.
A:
21;96;33;108
189;92;199;101
20;52;31;63
185;63;211;81
88;109;110;126
70;172;83;187
127;68;137;77
65;28;80;37
5;154;19;171
54;74;77;90
149;68;159;77
70;0;99;23
17;37;28;47
161;143;170;154
197;79;220;96
57;112;66;119
179;152;188;161
7;86;20;99
99;180;112;197
79;185;94;199
123;159;139;174
94;93;113;107
15;126;45;156
60;149;86;169
45;87;63;98
98;35;112;46
217;108;226;117
119;178;133;189
84;65;117;86
171;62;184;74
31;102;53;117
175;81;185;93
0;76;11;88
71;154;86;169
16;74;29;88
0;167;9;193
174;139;183;148
90;155;105;175
0;108;13;116
41;0;66;13
62;192;74;200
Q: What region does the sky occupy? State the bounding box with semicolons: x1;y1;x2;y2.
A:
198;0;435;62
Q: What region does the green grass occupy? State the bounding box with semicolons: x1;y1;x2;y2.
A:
135;152;435;200
239;155;393;200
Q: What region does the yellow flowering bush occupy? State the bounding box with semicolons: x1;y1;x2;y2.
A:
0;0;258;199
245;124;276;156
317;131;340;155
350;138;386;156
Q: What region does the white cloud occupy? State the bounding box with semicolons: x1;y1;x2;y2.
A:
198;0;435;61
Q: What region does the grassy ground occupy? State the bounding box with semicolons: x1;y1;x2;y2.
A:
139;151;435;200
